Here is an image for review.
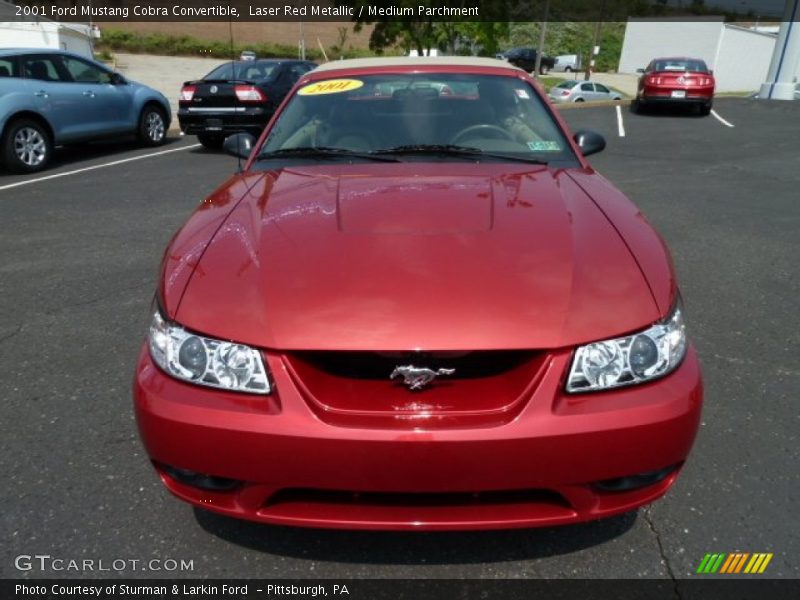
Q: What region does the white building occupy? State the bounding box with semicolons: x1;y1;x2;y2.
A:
0;0;95;58
618;18;781;93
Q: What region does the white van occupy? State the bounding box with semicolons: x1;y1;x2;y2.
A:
553;54;582;72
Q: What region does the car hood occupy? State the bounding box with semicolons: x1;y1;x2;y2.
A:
173;163;662;350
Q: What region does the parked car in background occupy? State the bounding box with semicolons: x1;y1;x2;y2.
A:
549;80;622;103
135;56;703;531
178;58;316;149
0;48;170;173
553;54;582;72
497;48;556;74
633;57;715;115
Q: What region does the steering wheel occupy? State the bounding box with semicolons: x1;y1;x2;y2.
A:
450;124;514;145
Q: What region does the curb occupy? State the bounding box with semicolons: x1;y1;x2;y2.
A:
554;99;632;110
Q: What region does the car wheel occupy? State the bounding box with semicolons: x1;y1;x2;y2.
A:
1;118;52;173
197;133;224;150
631;98;642;114
540;65;550;75
564;67;572;73
138;105;167;146
699;103;712;116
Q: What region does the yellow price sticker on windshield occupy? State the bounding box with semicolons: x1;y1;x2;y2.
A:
298;79;364;96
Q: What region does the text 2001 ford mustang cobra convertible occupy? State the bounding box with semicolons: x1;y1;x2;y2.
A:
134;57;702;530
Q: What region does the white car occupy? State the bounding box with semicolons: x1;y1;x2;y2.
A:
553;54;582;72
548;80;622;103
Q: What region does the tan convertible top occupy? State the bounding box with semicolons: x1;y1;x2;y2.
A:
312;56;524;73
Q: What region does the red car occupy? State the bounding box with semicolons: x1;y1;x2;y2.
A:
633;57;715;115
134;57;703;531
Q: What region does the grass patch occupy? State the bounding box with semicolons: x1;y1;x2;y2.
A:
537;76;570;89
96;29;318;60
95;49;114;62
95;29;380;62
535;75;629;98
715;91;757;97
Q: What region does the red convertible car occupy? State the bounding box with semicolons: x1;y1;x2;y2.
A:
134;57;703;530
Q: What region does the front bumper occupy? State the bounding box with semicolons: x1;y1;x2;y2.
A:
133;346;703;530
177;106;271;136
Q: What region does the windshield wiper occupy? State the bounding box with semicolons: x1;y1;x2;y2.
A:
258;146;400;162
372;144;549;164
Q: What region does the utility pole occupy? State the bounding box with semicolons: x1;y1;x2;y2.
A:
295;0;306;60
585;0;607;81
534;0;550;78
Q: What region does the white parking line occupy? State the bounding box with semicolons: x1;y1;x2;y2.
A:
710;109;734;128
615;105;626;137
0;143;201;193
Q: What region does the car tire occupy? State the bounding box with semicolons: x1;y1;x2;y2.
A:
138;104;167;146
564;67;572;73
197;134;224;150
631;98;642;114
540;65;550;75
699;103;712;116
1;118;52;173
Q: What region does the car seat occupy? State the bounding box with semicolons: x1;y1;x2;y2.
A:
26;61;52;81
245;67;263;81
321;100;379;151
389;88;441;146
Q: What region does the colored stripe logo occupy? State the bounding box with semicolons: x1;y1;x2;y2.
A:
696;553;773;574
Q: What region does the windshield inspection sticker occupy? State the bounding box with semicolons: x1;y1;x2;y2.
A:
298;79;364;96
515;88;530;99
527;140;561;152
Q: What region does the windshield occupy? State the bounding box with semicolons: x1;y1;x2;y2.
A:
260;73;576;163
204;61;277;81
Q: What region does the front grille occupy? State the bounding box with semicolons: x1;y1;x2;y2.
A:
283;349;548;429
293;350;537;380
264;488;571;510
256;486;578;528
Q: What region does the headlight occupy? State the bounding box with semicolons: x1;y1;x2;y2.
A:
566;302;687;393
148;311;271;394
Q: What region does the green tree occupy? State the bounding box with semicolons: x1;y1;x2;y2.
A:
455;22;510;56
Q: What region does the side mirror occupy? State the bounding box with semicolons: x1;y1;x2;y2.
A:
110;72;127;85
223;133;256;159
636;68;645;74
573;130;606;157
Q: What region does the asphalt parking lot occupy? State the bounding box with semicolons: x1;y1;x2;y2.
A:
1;98;798;581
